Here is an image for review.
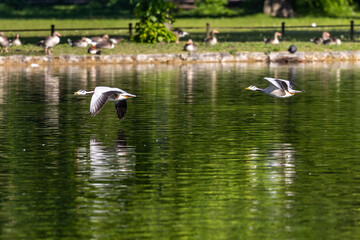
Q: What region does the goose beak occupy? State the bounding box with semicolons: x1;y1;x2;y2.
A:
245;87;250;90
74;91;79;95
122;94;136;98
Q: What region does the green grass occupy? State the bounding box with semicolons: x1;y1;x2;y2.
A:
1;14;360;57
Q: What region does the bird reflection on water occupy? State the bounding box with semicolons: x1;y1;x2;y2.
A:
75;130;136;183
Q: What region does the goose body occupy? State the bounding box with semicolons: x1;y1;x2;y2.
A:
68;37;89;48
264;32;282;44
13;34;22;46
96;39;115;49
173;28;189;44
246;77;302;98
312;32;330;44
91;34;109;44
0;32;11;52
88;43;101;55
323;37;341;45
37;31;61;55
184;39;197;52
74;86;136;120
205;29;219;45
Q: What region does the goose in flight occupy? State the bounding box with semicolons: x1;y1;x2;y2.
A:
246;77;302;98
74;86;136;120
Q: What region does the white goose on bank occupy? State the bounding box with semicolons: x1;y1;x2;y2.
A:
74;86;136;120
184;39;197;52
12;34;22;46
246;77;302;98
0;32;11;52
205;29;219;45
264;32;282;44
37;31;61;55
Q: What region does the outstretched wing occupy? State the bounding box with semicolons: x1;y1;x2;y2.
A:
264;77;292;91
89;87;121;116
114;100;127;120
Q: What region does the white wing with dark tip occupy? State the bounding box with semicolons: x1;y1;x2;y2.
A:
90;87;124;116
264;77;291;91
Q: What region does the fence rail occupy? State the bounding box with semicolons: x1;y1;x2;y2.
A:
0;21;357;41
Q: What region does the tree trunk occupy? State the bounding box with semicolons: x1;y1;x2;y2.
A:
263;0;295;18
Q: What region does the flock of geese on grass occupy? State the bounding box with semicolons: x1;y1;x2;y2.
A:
75;77;302;121
0;28;342;54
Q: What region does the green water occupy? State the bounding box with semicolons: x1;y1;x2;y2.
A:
1;63;360;239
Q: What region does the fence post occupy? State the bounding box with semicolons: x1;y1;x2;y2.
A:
51;24;55;35
129;23;132;39
206;23;210;39
350;20;354;42
281;22;285;37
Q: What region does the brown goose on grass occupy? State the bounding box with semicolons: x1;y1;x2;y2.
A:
0;32;11;53
205;29;219;45
37;31;61;55
264;32;282;44
311;32;330;44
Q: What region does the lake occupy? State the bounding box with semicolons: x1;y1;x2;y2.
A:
1;62;360;239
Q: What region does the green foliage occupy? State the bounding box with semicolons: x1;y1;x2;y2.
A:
295;0;355;17
132;0;177;43
187;0;236;17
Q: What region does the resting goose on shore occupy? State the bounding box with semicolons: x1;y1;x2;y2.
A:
311;32;330;44
88;43;101;55
96;39;115;49
173;28;189;44
0;32;11;53
184;39;197;52
264;32;282;44
246;77;302;98
323;36;342;45
205;29;219;45
12;34;22;46
91;34;109;44
109;37;122;44
37;31;61;55
68;37;89;48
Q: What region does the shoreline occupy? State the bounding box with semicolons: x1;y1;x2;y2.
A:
2;51;360;65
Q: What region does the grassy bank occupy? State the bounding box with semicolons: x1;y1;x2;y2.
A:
1;15;360;56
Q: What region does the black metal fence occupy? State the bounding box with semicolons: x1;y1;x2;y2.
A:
0;21;357;41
